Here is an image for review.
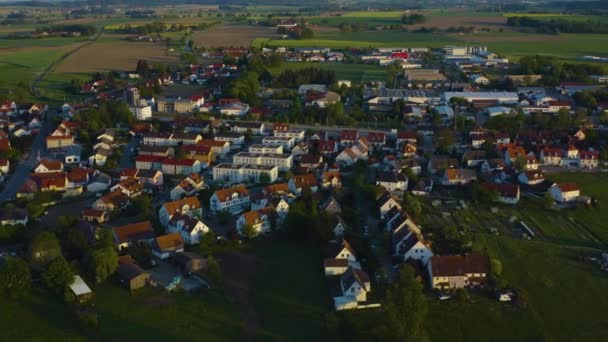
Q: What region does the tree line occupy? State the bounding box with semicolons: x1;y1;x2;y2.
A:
35;24;97;36
507;16;608;34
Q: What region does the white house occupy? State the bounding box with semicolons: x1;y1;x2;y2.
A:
158;197;203;227
376;172;408;192
393;230;433;264
549;183;580;203
209;186;250;214
167;213;210;245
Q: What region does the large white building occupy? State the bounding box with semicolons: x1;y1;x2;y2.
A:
273;129;305;142
233;152;293;172
130;105;152;121
442;91;519;104
248;144;284;154
213;163;278;184
262;136;295;149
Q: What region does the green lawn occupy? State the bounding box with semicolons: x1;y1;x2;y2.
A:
0;283;242;341
250;240;330;341
267;62;387;83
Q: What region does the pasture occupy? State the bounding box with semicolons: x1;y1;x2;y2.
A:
192;23;280;48
267;62;387;84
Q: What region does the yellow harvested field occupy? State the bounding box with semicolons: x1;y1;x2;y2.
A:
55;40;178;73
192;23;281;48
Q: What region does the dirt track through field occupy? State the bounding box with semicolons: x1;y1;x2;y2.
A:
218;251;261;341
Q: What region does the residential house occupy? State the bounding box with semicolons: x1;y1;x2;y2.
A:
159;196;203;227
167;213;209;245
110;177;143;198
162;158;202;175
236;209;272;236
319;196;342;215
34;160;63;174
170;173;205;200
549;183;580;203
482;183;520;204
334;267;371;310
0;208;28;226
321;171;342;189
116;256;150;291
113;221;156;251
428;252;489;290
288;174;318;195
92;190;129;211
151;233;185;260
376;172;408;192
209;186;250;214
82;208;109;224
377;191;402;220
441;169;477;186
518;170;546;186
393;230;433;264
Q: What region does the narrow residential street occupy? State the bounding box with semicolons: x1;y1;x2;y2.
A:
0;112;55;203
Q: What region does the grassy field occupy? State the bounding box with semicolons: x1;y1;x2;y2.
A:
250;240;329;341
254;31;459;49
427;234;608;341
267;62;387;83
0;283;242;341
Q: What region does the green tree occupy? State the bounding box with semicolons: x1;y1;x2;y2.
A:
206;255;222;286
0;257;31;298
376;266;428;341
28;231;62;268
259;172;271;185
89;246;118;283
198;231;217;256
491;258;503;277
241;224;258;239
42;256;75;293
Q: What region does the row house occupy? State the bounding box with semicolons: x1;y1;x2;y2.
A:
262;136;295;149
340;130;359;146
181;144;215;168
143;132;176;146
229;121;264;135
367;132;386;148
427;252;489;290
232;152;293;172
138;145;175;157
214;132;245;146
248;144;283;154
209;185;250;214
198;139;231;156
162;158;202;176
212;163;278;184
119;169;164;187
273;128;305;142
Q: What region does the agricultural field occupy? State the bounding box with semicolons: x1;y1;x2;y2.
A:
0;46;79;94
192;23;280;48
55;39;178;73
267;62;387;84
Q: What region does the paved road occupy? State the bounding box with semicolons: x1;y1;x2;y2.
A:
0;113;55;202
120;136;140;169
